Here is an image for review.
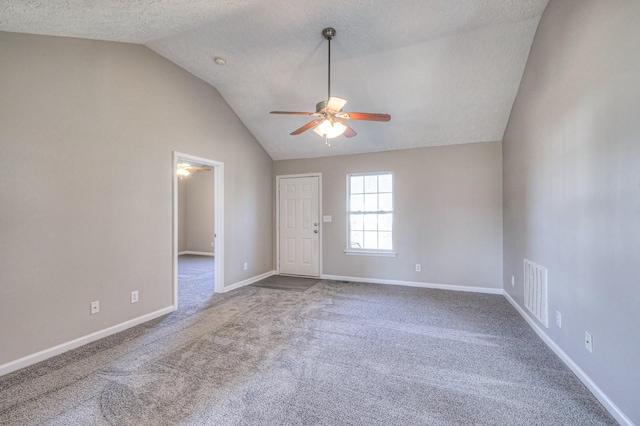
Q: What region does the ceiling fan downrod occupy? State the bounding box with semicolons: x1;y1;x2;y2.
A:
322;28;336;101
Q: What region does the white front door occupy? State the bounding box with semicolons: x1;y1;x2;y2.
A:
279;176;320;277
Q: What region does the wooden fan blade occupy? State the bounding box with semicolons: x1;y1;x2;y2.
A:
326;97;347;112
339;112;391;122
291;119;322;135
187;167;211;171
336;119;357;138
270;111;315;115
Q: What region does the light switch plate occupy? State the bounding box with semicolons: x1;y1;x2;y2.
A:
323;216;332;222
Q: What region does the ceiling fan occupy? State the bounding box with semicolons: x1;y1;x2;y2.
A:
271;28;391;145
177;163;211;178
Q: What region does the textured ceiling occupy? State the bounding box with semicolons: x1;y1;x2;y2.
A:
0;0;549;160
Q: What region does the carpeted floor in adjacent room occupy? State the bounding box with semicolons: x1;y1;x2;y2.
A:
0;257;615;425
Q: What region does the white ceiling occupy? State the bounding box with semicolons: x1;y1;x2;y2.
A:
0;0;549;160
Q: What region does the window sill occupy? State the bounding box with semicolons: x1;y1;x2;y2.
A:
344;250;397;258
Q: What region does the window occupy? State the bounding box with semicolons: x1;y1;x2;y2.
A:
346;172;395;256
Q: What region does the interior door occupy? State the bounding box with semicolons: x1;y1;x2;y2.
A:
279;176;319;277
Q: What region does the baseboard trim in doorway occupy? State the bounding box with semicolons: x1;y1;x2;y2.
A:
178;251;215;257
222;270;276;293
320;274;503;295
0;305;176;377
503;292;632;426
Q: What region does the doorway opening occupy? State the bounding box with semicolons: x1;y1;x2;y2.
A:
173;151;224;310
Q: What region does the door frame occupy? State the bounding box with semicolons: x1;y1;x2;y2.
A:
172;151;225;309
276;173;322;277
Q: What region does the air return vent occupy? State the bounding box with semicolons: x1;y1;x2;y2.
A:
524;259;548;328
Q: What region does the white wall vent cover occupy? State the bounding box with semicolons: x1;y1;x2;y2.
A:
524;259;548;328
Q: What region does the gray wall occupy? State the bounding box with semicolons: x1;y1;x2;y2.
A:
184;170;215;253
0;32;273;366
274;142;503;289
502;0;640;422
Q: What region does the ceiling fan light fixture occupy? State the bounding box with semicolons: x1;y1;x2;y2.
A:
269;27;390;142
177;168;190;177
314;119;347;139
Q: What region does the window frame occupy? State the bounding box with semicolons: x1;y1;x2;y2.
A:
344;171;397;257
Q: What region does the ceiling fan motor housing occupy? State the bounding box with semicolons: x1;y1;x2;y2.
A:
315;100;327;113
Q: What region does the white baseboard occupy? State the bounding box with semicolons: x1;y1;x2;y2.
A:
503;291;633;426
0;305;176;377
321;274;503;295
178;251;214;257
222;270;276;293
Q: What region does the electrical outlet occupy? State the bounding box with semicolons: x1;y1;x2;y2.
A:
511;275;515;287
415;264;421;272
556;311;561;328
131;291;139;304
585;331;593;353
90;301;100;315
243;262;248;271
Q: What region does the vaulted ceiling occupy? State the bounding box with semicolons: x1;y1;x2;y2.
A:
0;0;549;160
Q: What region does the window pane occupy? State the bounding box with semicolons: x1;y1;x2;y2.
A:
363;231;378;249
379;232;392;250
350;175;364;194
379;173;392;192
364;194;377;211
378;213;392;231
378;193;392;211
350;214;364;231
364;175;377;193
350;231;363;249
363;214;378;231
350;194;364;212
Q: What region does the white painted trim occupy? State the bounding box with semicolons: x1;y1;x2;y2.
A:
321;274;503;294
0;306;175;377
275;173;322;278
344;250;397;257
173;152;225;309
221;270;276;293
178;251;214;257
503;292;633;426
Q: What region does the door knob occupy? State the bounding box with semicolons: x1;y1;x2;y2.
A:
314;230;318;233
314;223;318;227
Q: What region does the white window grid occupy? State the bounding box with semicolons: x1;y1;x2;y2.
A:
346;172;394;252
